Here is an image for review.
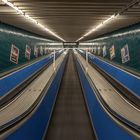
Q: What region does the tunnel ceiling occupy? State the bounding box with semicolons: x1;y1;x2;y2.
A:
0;0;140;42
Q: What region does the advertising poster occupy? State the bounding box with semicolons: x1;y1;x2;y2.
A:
34;46;38;57
93;47;97;54
103;46;107;57
40;46;43;55
91;47;94;53
110;45;115;60
10;44;19;64
25;45;31;60
98;46;101;55
121;44;130;63
44;47;47;55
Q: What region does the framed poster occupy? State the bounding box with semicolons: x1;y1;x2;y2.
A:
121;44;130;63
10;44;19;64
110;45;115;60
40;46;43;55
91;47;94;53
93;47;97;54
103;46;107;57
34;46;38;57
44;47;47;54
25;45;31;60
98;46;101;55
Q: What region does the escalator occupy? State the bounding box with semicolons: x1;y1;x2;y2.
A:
44;50;96;140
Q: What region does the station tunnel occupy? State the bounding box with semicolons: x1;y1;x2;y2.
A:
0;0;140;140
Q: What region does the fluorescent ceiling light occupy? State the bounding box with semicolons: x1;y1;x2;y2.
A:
76;14;118;42
2;0;65;42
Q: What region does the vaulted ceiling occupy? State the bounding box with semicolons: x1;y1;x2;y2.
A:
0;0;140;42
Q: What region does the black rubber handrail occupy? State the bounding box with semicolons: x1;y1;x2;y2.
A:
79;51;140;109
76;56;140;139
0;53;61;108
92;53;140;78
0;53;67;134
0;53;51;79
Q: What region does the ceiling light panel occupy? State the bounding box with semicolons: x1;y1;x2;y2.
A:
76;14;118;42
1;0;65;42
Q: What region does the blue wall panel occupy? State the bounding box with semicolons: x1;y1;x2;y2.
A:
0;52;61;97
79;50;140;97
5;56;66;140
76;60;135;140
0;55;52;97
89;54;140;97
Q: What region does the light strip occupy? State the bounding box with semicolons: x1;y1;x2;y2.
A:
0;28;53;42
76;14;118;42
89;28;140;42
2;0;65;42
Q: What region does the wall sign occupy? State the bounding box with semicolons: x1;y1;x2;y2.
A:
110;45;115;60
10;44;19;64
121;44;130;63
93;47;97;54
34;46;38;57
40;46;43;55
25;45;31;60
98;46;101;55
63;42;78;48
44;47;47;54
103;46;107;57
